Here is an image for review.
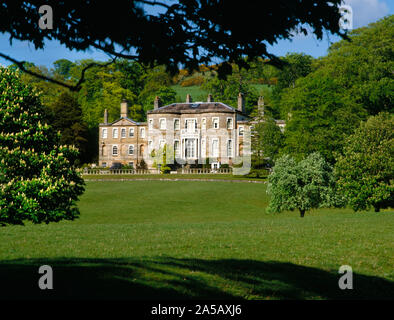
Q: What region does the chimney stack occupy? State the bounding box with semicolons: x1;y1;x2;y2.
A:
154;96;162;109
104;109;108;124
258;96;265;117
237;93;245;113
120;99;129;118
186;94;192;103
207;93;213;103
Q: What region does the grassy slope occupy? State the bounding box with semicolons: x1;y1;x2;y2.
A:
171;85;208;102
0;181;393;300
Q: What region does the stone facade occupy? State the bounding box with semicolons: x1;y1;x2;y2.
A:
98;94;275;169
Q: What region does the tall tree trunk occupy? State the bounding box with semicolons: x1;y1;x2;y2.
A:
300;209;305;218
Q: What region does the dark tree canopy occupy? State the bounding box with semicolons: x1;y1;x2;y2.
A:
0;0;346;89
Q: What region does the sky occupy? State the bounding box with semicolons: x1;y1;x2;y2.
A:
0;0;392;68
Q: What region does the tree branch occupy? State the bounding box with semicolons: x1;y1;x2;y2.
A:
138;1;172;10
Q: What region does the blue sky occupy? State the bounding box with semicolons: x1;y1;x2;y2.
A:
0;0;392;68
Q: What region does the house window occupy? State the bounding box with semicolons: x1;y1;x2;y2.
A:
128;162;134;168
121;128;126;138
148;119;153;130
128;145;134;155
213;117;219;129
140;127;145;138
201;139;206;157
174;140;180;157
112;145;118;155
239;126;244;136
185;119;196;133
185;139;196;158
129;128;134;137
202;118;206;130
159;139;165;149
112;128;118;139
102;128;107;139
227;118;233;129
174;119;180;131
102;162;107;167
212;139;219;157
227;139;233;157
159;118;166;130
148;140;153;152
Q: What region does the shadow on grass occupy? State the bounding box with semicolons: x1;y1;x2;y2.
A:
0;257;392;300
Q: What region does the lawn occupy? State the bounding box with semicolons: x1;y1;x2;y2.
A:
0;180;393;300
82;173;267;181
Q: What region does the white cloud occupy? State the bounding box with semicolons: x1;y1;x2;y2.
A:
344;0;389;28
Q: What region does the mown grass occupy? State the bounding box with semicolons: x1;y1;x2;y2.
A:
81;174;267;181
0;181;393;300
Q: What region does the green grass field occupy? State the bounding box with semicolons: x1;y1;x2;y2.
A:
0;180;393;300
82;173;267;181
172;85;208;102
171;84;271;102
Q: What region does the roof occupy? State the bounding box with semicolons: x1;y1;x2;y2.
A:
147;102;240;114
99;117;142;126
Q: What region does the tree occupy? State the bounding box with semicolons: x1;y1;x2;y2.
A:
53;59;74;79
335;113;394;212
50;92;89;163
201;64;260;114
0;68;85;226
140;86;177;115
266;153;343;217
280;16;394;162
281;72;365;162
0;1;346;89
251;115;284;165
271;52;314;108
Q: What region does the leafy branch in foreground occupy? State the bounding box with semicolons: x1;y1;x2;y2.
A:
0;0;347;89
